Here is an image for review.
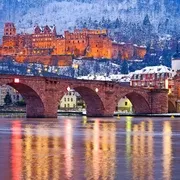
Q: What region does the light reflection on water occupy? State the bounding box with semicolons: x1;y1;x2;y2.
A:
0;116;180;179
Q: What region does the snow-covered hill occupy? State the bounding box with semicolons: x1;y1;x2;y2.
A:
0;0;179;37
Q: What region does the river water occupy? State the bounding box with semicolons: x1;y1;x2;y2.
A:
0;116;180;180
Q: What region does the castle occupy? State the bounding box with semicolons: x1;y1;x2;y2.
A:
0;23;146;66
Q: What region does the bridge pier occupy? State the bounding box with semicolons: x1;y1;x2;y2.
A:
150;89;168;114
26;96;45;118
85;94;116;117
42;94;59;118
26;92;59;118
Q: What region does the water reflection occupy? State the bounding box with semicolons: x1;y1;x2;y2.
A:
11;121;22;180
163;121;172;180
64;120;73;179
5;117;177;179
131;120;154;180
84;120;116;180
126;116;132;167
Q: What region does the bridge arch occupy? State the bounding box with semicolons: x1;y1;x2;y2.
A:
117;91;151;114
74;86;105;116
59;86;105;116
7;82;45;118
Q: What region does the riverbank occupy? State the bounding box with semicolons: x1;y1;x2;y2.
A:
0;110;179;118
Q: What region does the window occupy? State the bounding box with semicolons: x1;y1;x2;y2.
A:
125;102;128;106
64;98;66;102
71;98;73;102
68;98;69;101
140;75;143;80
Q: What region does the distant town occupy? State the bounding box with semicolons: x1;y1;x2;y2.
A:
0;22;180;114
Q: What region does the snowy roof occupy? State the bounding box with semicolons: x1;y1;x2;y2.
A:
132;65;172;75
139;45;146;48
110;73;133;82
77;75;111;81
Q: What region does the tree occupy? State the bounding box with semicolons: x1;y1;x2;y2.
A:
114;18;120;28
143;14;151;26
4;92;12;105
121;60;129;74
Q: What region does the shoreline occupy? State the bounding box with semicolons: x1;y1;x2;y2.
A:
0;110;179;117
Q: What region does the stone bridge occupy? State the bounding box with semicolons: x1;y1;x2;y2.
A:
0;75;168;118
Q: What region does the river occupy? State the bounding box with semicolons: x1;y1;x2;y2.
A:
0;116;180;180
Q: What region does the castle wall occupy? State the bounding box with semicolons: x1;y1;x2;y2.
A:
0;23;147;65
135;46;146;59
65;31;88;57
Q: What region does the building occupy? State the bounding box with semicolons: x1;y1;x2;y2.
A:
130;65;173;92
116;97;133;113
0;23;72;66
0;22;147;64
171;45;180;77
0;85;23;106
59;89;84;109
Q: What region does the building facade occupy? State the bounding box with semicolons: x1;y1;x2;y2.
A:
116;97;133;113
130;65;173;93
0;22;147;64
171;47;180;77
0;85;23;106
59;90;80;109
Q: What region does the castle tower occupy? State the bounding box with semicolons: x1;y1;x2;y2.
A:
4;22;16;36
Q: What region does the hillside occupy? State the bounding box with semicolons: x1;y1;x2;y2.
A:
0;0;179;42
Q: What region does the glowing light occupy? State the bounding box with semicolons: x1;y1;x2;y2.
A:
14;78;20;83
67;86;71;91
72;64;79;69
95;88;99;93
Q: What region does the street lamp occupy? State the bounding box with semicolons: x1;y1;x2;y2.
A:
95;88;99;93
72;63;79;77
67;86;71;91
27;68;31;73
